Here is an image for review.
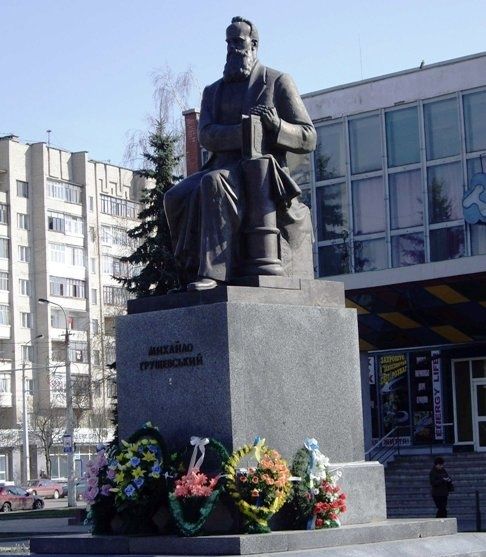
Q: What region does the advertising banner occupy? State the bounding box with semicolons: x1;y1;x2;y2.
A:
379;353;410;437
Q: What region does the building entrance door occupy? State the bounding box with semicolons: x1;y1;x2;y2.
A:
473;380;486;452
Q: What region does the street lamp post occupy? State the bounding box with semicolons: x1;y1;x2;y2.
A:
38;298;76;507
21;333;43;485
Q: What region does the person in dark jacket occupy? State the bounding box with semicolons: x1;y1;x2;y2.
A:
429;456;453;518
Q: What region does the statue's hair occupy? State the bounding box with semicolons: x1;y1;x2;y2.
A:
230;16;259;44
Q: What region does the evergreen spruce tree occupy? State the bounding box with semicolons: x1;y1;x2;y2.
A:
118;124;181;296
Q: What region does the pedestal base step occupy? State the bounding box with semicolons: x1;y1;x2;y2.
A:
30;518;465;556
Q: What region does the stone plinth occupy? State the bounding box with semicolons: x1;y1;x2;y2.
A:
117;280;363;463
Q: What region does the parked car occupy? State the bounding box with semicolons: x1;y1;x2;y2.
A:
25;479;65;499
0;485;44;512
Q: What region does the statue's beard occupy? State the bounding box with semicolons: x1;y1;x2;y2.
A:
223;49;256;82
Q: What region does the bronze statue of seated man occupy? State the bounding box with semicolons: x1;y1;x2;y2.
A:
164;16;316;291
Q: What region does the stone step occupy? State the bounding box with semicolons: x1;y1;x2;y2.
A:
30;518;458;556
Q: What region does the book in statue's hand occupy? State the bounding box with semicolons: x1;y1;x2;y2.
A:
242;114;264;159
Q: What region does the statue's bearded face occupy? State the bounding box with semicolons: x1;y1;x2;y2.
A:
223;22;257;82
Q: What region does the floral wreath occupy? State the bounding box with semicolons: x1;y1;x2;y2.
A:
168;436;229;537
225;437;292;534
109;423;168;518
290;438;346;529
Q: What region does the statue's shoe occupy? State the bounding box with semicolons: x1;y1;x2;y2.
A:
187;278;218;291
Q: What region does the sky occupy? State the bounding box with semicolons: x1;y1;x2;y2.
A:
0;0;485;167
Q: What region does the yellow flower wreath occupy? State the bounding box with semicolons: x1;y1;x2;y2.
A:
225;441;292;533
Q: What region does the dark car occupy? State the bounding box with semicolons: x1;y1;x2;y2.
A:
25;479;64;499
0;485;44;512
75;479;87;501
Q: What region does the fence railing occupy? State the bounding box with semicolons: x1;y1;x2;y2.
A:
365;423;455;464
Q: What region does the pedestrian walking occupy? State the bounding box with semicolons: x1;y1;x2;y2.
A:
429;456;453;518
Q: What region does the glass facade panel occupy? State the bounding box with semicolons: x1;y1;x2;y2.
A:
467;157;484;184
454;361;472;443
430;226;465;262
318;244;350;277
464;90;486;153
389;170;423;229
424;98;460;160
471;224;486;255
316;183;348;241
391;233;425;267
349;115;382;174
427;162;463;223
354;238;387;272
314;123;345;181
352;176;385;234
386;107;420;167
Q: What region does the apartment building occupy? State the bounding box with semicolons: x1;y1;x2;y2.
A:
0;136;146;483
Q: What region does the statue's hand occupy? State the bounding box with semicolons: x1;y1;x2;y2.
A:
250;105;280;133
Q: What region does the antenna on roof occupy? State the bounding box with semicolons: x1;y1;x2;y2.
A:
46;130;52;146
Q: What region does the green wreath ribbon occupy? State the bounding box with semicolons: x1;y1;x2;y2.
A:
225;442;292;534
168;437;229;537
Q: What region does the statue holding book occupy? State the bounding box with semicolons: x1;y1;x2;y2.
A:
164;16;317;291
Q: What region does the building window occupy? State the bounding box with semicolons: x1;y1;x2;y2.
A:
315;122;346;181
49;243;65;263
90;258;96;274
354;238;387;273
389;170;423;229
103;285;129;306
18;245;31;262
47;211;65;233
65;215;83;236
0;204;8;225
91;319;99;335
430;226;465;262
385;106;420;167
0;272;8;291
46;179;82;204
316;183;348;241
20;312;31;328
49;276;86;298
47;212;83;236
68;246;84;267
0;238;8;259
352;176;385;234
21;345;33;362
17;213;29;230
463;90;486;153
16;180;29;198
0;305;10;325
0;373;11;393
391;233;425;267
349;114;382;174
427;162;463;224
100;194;139;219
318;244;350;277
19;279;31;296
91;288;97;305
424;98;460;160
89;196;94;211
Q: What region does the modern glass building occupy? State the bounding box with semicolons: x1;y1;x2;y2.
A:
301;52;486;453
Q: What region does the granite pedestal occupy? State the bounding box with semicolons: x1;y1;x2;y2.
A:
116;279;385;526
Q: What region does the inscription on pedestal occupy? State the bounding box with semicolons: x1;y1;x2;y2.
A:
139;341;204;371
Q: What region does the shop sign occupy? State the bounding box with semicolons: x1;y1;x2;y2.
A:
431;350;443;440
